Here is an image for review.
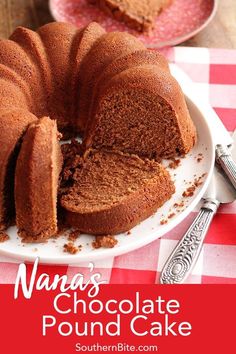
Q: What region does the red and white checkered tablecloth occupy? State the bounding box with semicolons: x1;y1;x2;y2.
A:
0;47;236;285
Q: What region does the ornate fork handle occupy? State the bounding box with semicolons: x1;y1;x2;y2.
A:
216;144;236;190
160;199;220;284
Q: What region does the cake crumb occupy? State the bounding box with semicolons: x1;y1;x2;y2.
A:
63;242;81;254
168;158;181;169
68;229;81;242
160;219;168;225
195;153;204;163
174;201;184;208
168;212;176;219
182;186;196;197
92;235;118;249
182;173;207;198
127;230;131;235
194;173;207;187
0;231;10;243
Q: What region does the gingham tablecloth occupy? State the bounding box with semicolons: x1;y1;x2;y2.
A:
0;47;236;285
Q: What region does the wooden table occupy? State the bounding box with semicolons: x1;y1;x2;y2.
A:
0;0;236;48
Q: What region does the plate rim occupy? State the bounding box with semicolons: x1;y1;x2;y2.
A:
49;0;218;48
147;0;218;48
0;64;215;264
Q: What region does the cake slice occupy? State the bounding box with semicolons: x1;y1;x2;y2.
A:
0;110;37;230
15;117;63;242
88;0;172;33
60;149;175;235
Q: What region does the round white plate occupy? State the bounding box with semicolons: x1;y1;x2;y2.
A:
0;66;214;264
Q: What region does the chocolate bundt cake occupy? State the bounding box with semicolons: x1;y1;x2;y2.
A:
0;21;196;155
61;149;175;235
0;21;197;242
15;117;63;242
88;0;172;33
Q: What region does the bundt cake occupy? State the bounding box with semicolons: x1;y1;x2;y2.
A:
0;21;197;242
0;21;196;156
61;149;175;235
0;110;37;231
15;117;63;242
88;0;172;33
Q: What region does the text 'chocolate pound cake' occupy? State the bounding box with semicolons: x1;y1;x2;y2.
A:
61;149;175;235
88;0;172;33
15;117;63;242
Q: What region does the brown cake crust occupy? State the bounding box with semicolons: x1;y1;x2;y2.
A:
6;22;104;139
0;38;41;111
88;0;172;32
71;22;106;134
15;117;63;242
78;31;145;133
0;78;29;114
61;149;175;235
0;110;37;230
37;23;80;136
10;26;53;118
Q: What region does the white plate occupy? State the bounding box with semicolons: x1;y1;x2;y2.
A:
0;65;215;264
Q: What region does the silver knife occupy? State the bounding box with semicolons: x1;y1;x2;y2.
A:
160;164;236;284
216;130;236;189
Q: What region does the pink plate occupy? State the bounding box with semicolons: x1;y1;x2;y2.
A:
49;0;217;48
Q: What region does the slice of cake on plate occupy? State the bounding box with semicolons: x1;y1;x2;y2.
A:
15;117;63;242
88;0;172;32
60;149;175;235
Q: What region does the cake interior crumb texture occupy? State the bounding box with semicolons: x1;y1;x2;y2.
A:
85;66;196;160
61;149;175;235
88;0;172;32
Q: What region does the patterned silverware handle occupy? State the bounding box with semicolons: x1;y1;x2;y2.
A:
160;199;220;284
216;144;236;190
